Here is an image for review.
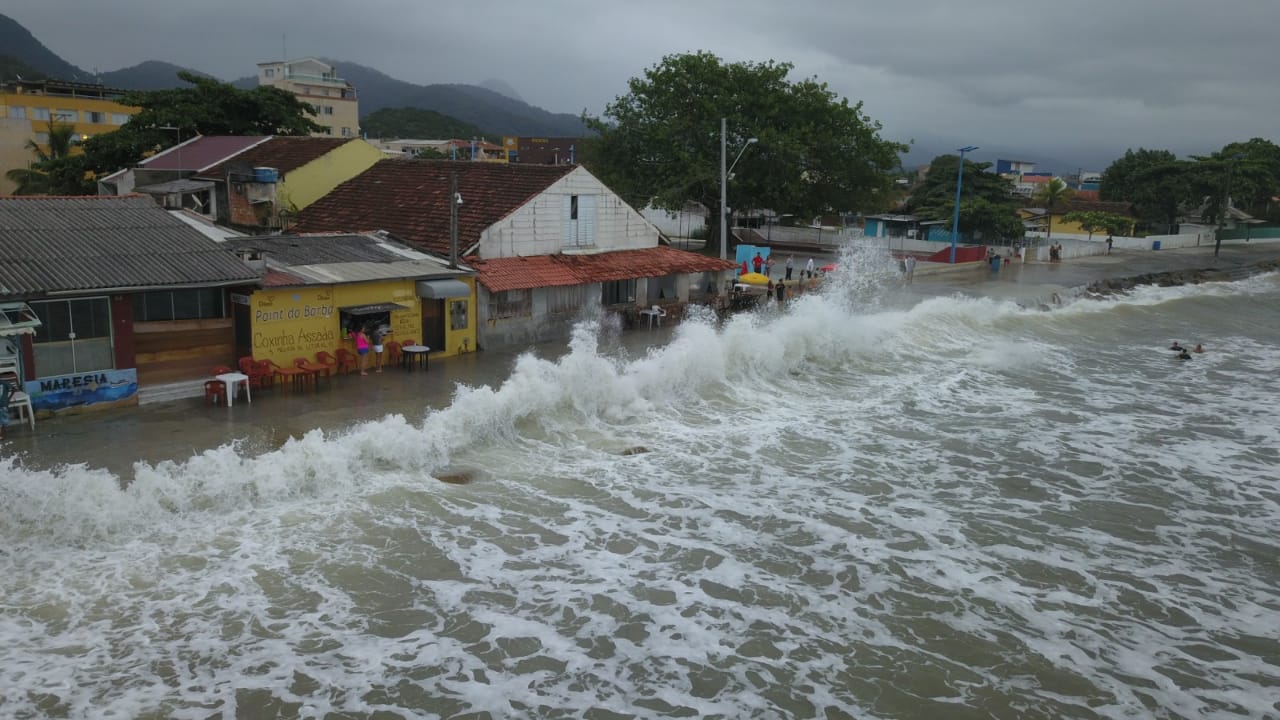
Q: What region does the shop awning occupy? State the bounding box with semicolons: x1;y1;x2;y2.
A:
416;279;471;299
0;302;42;337
339;302;411;316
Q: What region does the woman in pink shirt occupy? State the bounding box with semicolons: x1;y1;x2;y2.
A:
351;326;371;376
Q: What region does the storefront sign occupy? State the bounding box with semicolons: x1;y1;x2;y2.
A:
25;368;138;412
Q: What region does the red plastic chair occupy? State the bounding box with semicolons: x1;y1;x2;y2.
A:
212;365;233;376
334;348;358;375
384;340;402;368
315;351;338;373
204;380;226;406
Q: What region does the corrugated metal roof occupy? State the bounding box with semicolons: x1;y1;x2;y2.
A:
197;137;354;180
140;136;270;172
225;232;472;288
0;196;262;298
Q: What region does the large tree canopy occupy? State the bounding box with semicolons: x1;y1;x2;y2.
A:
904;154;1022;239
583;52;905;250
79;71;324;182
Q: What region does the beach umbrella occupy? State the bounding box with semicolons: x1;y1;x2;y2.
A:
739;272;770;285
820;263;838;272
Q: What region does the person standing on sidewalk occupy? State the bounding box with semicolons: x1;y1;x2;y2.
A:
785;256;794;280
905;255;916;284
370;324;386;373
1106;236;1113;254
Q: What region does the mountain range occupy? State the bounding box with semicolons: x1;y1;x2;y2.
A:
0;13;588;138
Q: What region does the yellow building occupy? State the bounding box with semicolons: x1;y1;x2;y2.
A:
256;58;359;140
0;79;138;193
226;232;477;368
194;136;384;229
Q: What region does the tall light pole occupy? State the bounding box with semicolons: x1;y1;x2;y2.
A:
949;145;979;264
1214;153;1244;258
719;117;758;260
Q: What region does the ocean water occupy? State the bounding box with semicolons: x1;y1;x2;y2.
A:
1;265;1278;719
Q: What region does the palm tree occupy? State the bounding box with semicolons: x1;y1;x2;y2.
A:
1031;177;1075;241
4;120;82;195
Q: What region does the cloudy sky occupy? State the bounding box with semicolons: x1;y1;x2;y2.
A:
7;0;1278;170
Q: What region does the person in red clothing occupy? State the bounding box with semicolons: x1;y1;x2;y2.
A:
752;252;764;274
741;260;749;275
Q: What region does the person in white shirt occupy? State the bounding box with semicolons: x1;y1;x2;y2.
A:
904;255;916;284
804;257;815;279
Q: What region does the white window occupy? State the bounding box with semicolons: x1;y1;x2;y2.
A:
32;107;51;120
562;194;597;247
53;109;78;122
322;105;334;115
8;106;26;119
34;132;49;144
341;127;352;137
86;111;105;124
264;68;275;78
487;290;532;319
111;113;130;125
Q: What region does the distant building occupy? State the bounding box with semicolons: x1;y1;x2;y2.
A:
502;136;585;165
996;159;1037;175
0;78;138;194
371;138;506;162
256;58;359;139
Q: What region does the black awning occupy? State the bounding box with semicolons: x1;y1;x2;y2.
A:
339;302;411;316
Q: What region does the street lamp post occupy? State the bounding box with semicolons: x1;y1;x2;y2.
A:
949;145;979;264
719;117;758;260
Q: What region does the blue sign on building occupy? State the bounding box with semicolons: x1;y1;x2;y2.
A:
25;368;138;413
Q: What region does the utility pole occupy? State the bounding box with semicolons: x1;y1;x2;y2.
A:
449;172;459;268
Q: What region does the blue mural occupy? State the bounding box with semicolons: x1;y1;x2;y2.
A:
24;369;138;412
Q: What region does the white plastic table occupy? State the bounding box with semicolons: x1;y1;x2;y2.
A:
215;372;251;406
401;345;430;371
639;307;666;329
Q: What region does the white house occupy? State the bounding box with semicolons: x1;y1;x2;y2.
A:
295;159;735;350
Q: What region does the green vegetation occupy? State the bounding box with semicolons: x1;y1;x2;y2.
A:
583;51;906;255
75;71;324;187
1061;210;1134;239
1101;139;1280;230
5;120;91;194
904;154;1024;240
361;107;493;143
1032;177;1075;240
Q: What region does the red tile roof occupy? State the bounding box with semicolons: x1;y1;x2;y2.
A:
293;159;577;255
197;137;354;180
141;136;268;172
468;246;735;292
262;269;307;287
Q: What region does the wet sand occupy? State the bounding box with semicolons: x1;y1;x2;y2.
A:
4;243;1277;477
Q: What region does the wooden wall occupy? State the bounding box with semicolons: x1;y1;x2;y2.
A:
133;318;236;385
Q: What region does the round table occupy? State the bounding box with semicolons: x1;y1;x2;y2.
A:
401;345;430;371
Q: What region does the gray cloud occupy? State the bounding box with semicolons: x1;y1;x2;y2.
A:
8;0;1277;170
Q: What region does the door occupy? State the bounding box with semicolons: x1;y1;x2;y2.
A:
421;299;445;352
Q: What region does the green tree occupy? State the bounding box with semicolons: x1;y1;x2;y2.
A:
1189;139;1280;224
1061;210;1134;240
1032;177;1075;240
1100;148;1177;202
1099;148;1193;231
4;120;92;195
583;52;906;255
79;71;325;180
905;154;1021;240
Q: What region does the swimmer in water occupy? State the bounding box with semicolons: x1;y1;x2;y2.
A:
1170;341;1184;352
1178;350;1192;360
1193;343;1204;353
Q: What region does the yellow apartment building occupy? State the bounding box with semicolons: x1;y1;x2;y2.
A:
256;58;359;140
0;79;139;193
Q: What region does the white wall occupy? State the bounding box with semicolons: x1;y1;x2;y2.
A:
640;204;706;237
477;167;660;258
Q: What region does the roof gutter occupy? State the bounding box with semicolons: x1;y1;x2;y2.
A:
43;277;261;297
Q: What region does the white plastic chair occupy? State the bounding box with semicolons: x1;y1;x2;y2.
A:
2;372;33;430
646;305;668;329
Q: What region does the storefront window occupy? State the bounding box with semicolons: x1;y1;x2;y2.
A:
133;289;225;322
30;297;114;376
601;279;636;306
450;300;468;330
